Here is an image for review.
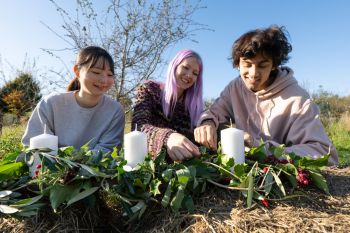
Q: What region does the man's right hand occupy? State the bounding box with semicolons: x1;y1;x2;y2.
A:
194;120;217;150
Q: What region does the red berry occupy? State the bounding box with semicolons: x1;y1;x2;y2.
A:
262;167;269;173
261;198;269;207
296;168;311;187
34;170;39;177
36;164;42;169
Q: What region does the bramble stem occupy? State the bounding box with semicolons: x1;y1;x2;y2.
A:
207;179;248;191
203;161;241;180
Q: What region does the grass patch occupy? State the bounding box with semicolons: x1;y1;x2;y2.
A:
0;124;25;160
326;117;350;166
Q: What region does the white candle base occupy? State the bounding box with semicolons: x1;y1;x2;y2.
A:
220;128;245;164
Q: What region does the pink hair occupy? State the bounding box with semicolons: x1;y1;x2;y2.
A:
162;49;204;129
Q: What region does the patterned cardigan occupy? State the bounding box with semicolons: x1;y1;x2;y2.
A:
131;81;194;157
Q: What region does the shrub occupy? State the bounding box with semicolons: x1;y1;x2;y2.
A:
0;72;41;113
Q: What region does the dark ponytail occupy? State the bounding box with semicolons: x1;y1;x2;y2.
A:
67;77;80;91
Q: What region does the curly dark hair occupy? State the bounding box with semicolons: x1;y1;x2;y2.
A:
231;25;292;69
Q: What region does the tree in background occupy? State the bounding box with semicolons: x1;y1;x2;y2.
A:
43;0;208;111
0;72;41;133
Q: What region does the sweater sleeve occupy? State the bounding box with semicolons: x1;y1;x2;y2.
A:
21;98;55;146
263;100;338;165
131;82;175;157
197;81;235;128
93;103;125;155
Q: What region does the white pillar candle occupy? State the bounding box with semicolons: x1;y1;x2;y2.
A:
29;133;58;177
220;127;245;164
29;133;58;155
124;129;147;168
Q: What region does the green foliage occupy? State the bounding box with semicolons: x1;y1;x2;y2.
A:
0;143;331;218
0;72;41;114
0;124;24;160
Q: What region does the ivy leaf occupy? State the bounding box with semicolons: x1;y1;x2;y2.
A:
233;164;246;178
67;186;99;206
149;179;161;196
309;170;330;195
49;184;79;212
247;144;267;163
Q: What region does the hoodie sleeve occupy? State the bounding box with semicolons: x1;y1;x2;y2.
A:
265;100;338;165
197;81;235;128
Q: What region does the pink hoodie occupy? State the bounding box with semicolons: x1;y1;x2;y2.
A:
199;67;338;165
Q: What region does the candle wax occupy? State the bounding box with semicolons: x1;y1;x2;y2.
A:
124;130;147;168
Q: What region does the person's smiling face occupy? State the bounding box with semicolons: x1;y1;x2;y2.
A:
239;53;273;92
175;57;200;96
76;58;114;97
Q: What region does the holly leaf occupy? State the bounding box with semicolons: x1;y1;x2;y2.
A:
149;179;162;195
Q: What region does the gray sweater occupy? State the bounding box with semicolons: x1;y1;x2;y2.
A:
22;92;125;154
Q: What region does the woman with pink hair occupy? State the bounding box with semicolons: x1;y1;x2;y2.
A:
131;49;204;161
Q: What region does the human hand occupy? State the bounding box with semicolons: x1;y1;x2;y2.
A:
166;133;200;161
194;120;217;150
244;132;259;147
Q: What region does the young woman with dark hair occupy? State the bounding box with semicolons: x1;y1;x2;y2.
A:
22;46;125;154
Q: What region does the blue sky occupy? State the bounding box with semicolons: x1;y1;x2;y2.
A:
1;0;350;99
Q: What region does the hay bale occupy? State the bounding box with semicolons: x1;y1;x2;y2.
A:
1;167;349;233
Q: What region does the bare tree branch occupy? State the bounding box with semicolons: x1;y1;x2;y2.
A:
43;0;210;110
